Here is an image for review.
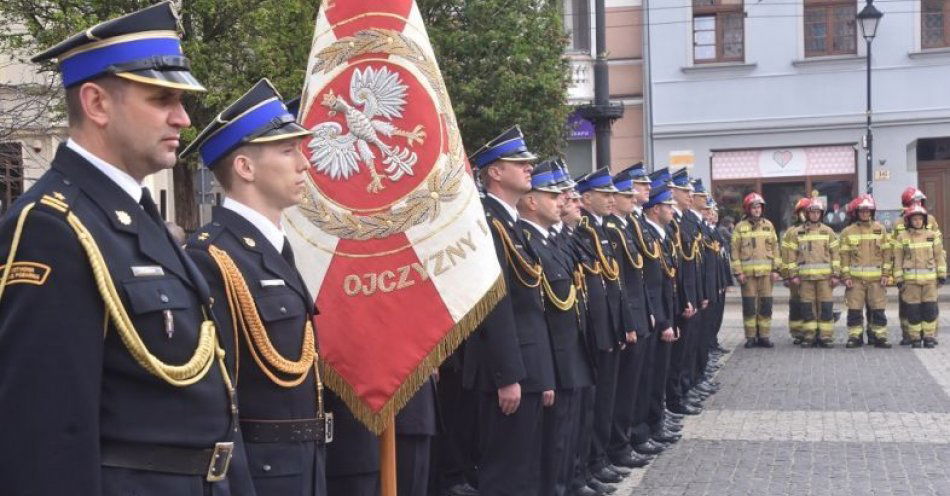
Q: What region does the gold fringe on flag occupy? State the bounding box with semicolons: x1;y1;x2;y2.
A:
320;274;507;434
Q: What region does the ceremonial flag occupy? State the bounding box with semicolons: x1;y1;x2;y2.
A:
284;0;504;433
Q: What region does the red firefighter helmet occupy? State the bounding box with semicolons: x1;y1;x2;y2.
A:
793;197;811;214
855;194;876;211
903;204;928;220
742;192;765;214
845;197;858;219
805;197;825;213
901;187;927;207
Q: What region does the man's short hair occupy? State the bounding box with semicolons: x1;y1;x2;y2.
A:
65;76;126;127
211;144;262;191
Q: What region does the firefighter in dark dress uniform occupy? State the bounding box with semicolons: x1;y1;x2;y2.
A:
0;3;252;494
572;168;638;491
634;170;680;457
603;165;657;470
464;126;556;496
180;79;330;496
517;160;595;496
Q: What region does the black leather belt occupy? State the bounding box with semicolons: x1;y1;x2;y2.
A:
241;416;330;444
101;440;234;482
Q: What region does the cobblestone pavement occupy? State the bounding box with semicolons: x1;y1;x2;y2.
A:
617;296;950;496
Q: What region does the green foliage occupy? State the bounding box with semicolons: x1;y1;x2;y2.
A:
0;0;318;227
0;0;570;221
0;0;318;134
418;0;570;159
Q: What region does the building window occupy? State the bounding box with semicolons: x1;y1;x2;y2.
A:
692;0;744;63
804;0;856;57
923;0;950;49
565;0;590;53
0;142;23;216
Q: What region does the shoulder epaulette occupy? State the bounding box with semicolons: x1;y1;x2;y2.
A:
34;174;80;216
187;222;226;248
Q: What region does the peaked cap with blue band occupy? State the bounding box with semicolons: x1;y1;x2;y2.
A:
284;97;302;121
670;167;693;191
551;158;576;190
180;78;310;168
645;183;675;208
622;162;651;184
469;125;537;169
612;169;636;195
576;167;618;194
30;2;204;91
691;178;708;195
530;160;563;193
648;167;671;189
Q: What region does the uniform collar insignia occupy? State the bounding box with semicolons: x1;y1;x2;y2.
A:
244;236;257;248
115;210;132;226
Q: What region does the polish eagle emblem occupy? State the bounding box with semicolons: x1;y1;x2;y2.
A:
308;66;427;193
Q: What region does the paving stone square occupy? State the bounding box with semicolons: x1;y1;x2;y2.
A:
618;297;950;495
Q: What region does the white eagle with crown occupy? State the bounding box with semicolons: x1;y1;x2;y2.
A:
308;66;427;193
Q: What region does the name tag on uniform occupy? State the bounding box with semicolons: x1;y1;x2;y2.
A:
131;265;165;277
260;279;286;288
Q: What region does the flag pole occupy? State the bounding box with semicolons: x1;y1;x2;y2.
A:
380;414;397;496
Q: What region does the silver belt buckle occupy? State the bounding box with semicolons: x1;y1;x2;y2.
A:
206;441;234;482
324;412;334;444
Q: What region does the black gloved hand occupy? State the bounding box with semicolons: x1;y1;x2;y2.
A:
939;277;946;286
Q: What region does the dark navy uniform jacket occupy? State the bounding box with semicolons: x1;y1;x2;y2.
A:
520;220;594;391
712;227;734;288
672;210;701;312
552;225;593;354
696;217;722;301
186;206;325;496
605;214;651;338
575;209;634;350
0;144;245;496
463;195;555;393
639;216;677;332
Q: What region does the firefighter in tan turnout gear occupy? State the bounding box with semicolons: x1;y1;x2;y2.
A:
730;193;781;348
893;204;947;348
781;197;811;345
787;199;840;348
895;187;943;345
839;194;892;348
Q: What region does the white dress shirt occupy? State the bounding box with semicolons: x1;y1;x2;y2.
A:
645;218;667;240
521;218;549;239
222;197;286;252
66;138;143;203
487;192;519;221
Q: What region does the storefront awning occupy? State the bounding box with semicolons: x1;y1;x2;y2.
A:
712;145;856;180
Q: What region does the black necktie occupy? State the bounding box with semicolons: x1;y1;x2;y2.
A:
139;188;163;226
281;237;296;267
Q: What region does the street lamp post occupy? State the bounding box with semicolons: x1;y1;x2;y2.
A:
857;0;883;195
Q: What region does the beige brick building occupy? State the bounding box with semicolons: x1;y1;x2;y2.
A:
0;49;177;221
564;0;647;177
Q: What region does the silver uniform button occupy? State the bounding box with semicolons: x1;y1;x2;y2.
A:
160;294;169;303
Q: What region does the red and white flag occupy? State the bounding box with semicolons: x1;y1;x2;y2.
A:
284;0;504;432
